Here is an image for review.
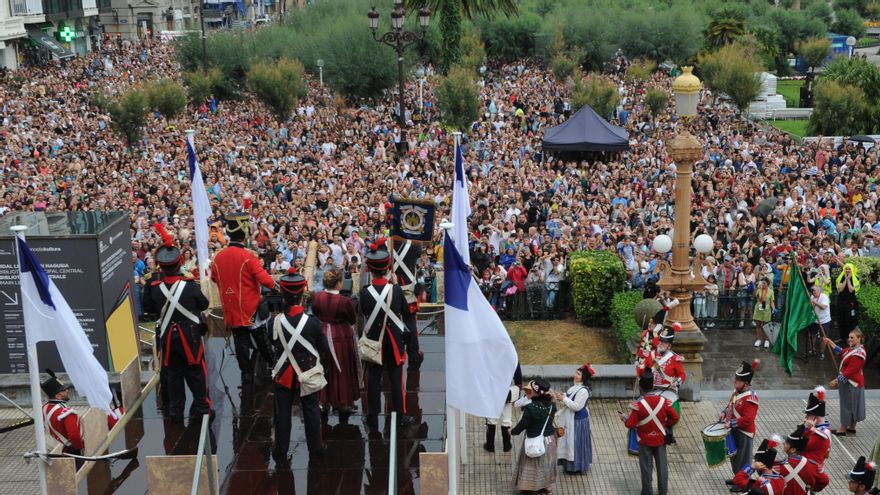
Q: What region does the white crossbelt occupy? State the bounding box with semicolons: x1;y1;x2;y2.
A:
45;404;75;447
783;456;808;492
637;397;666;436
272;315;320;378
392;240;416;287
365;285;406;333
158;281;201;337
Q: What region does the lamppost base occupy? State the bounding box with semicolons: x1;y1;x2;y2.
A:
672;328;707;402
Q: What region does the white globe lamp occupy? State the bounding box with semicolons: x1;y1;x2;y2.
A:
693;234;713;254
653;234;672;254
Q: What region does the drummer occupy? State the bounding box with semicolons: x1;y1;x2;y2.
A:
731;436;784;494
802;386;831;472
652;323;685;445
722;360;760;489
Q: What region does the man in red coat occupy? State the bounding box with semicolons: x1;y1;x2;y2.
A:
723;360;760;491
731;437;785;494
802;386;831;472
41;370;84;456
620;369;679;495
210;212;277;383
778;424;829;495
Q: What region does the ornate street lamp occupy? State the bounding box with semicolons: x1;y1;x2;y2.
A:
651;66;710;400
367;1;430;130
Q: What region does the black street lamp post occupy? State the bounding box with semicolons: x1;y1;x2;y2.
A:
368;2;430;130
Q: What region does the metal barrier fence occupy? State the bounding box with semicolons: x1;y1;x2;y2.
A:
487;281;573;321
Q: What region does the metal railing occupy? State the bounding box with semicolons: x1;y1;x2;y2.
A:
191;413;216;495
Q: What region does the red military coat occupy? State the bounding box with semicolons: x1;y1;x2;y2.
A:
778;454;829;495
725;388;759;438
624;392;679;448
210;243;275;327
733;467;785;494
43;400;84;450
801;423;831;472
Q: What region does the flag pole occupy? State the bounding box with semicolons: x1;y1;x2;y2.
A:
794;262;838;368
450;130;469;470
11;225;49;495
442;136;459;494
185;129;206;282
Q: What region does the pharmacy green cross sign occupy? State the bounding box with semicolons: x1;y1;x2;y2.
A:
58;26;75;43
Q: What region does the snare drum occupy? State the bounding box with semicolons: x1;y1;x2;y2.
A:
627;428;639;457
660;389;681;417
701;423;735;468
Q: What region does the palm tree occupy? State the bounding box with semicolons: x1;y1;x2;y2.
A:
404;0;518;73
704;7;746;48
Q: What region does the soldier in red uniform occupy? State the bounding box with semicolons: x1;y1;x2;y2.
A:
723;360;761;489
41;369;84;456
731;436;785;495
359;239;414;428
848;456;877;494
210;212;277;383
142;223;211;422
651;324;684;445
802;386;831;473
778;424;829;495
620;369;679;495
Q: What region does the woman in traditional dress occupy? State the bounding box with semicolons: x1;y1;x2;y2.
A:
824;329;867;436
511;379;558;494
553;363;594;474
311;267;360;414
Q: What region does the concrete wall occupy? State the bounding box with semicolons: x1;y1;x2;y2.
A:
522;364;637;399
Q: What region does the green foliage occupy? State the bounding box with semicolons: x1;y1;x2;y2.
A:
833;9;868;38
705;5;747;47
145;79;188;119
644;88;669;124
89;89;112;112
571;72;620;119
246;58;307;123
807;79;872;135
615;7;704;64
796;37;831;72
477;11;542;61
458;24;486;73
439;0;464;72
551;53;577;82
610;291;644;352
108;89;147;146
804;1;834;27
847;256;880;286
856;284;880;341
698;40;763;111
766;8;827;55
434;66;480;131
183;67;223;104
568;250;627;326
722;63;763;115
835;0;872;17
625;59;657;85
821;56;880;105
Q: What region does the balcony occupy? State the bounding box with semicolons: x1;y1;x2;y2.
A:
9;0;44;16
96;0;109;13
42;0;83;19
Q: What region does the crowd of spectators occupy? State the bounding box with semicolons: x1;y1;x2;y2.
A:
1;40;878;328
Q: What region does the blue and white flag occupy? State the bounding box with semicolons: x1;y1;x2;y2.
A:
186;133;212;281
17;238;112;413
444;139;518;419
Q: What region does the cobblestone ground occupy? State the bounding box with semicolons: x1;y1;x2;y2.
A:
462;396;878;494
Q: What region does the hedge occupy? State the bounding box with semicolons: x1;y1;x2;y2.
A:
611;291;643;353
857;284;880;342
568;250;627;326
847;256;880;286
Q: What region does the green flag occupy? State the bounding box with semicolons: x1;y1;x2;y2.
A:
771;265;817;375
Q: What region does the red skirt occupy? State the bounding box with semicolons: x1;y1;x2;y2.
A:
319;321;361;408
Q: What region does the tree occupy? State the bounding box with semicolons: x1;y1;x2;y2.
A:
835;0;871;17
108;89;147;146
832;9;868;38
571;72;620;119
698;41;763;113
434;66;480;131
246;58;307;122
720;63;764;116
405;0;519;73
705;6;746;47
644;88;668;127
183;67;223;104
808;79;872;135
458;24;486;74
551;53;577;82
145;79;188;119
821;56;880;103
625;59;656;86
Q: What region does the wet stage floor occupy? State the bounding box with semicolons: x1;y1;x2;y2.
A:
88;328;446;495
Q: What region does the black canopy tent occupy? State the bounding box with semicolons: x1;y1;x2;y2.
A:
542;105;630;152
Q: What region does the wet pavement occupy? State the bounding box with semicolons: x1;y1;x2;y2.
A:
0;324;446;495
699;325;880;391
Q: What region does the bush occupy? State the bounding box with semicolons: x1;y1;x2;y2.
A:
145;79;187;119
848;257;880;286
856;284;880;341
697;41;763;113
571;72;620;119
625;59;656;85
108;89;147;146
807;79;871;135
459;24;486;74
246;58;307;123
644;88;669;124
796;37;831;73
610;291;643;352
551;53;577;82
183;67;223;104
477;12;542;62
435;66;481;131
568;250;627;326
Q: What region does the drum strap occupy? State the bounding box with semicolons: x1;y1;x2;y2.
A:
637;398;665;435
783;457;808;492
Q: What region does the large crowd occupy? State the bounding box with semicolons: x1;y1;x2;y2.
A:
1;38;879;330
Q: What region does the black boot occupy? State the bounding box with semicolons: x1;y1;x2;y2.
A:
483;424;496;452
501;427;512;452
